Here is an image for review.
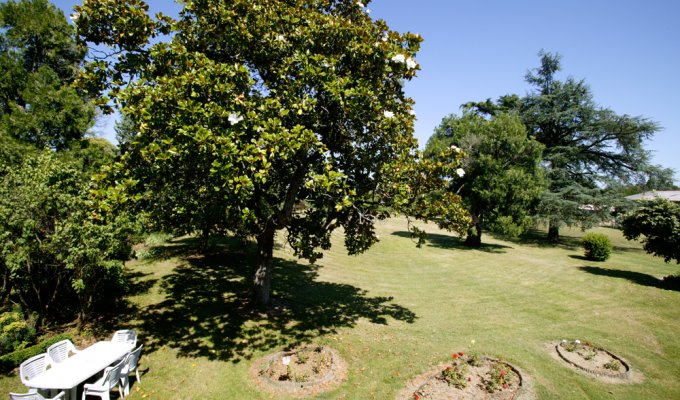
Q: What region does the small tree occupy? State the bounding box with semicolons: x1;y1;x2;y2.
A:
425;112;545;246
621;199;680;264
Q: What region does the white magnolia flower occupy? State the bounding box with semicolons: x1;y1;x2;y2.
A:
282;356;291;366
408;109;416;116
450;145;460;152
70;12;79;22
456;168;465;177
365;8;371;14
383;110;395;119
228;113;244;125
390;54;406;63
381;33;389;42
276;34;285;41
357;1;365;7
405;58;417;70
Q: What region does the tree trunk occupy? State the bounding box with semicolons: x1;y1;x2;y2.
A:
464;216;483;247
252;225;275;308
548;221;560;242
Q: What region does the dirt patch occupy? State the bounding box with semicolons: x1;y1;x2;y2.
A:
250;345;348;398
547;341;643;384
396;355;534;400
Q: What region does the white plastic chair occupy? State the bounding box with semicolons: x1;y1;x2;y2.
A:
110;330;137;347
9;391;65;400
19;353;49;387
119;345;143;396
81;357;127;400
46;339;79;364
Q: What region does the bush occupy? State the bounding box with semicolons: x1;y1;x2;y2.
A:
582;233;613;261
0;333;71;372
0;307;36;355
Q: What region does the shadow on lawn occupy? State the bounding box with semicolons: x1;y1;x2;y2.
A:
391;231;510;253
578;266;680;292
127;238;416;363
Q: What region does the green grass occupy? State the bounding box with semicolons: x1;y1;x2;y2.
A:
2;218;680;399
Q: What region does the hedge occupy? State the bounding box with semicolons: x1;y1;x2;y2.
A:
0;333;72;372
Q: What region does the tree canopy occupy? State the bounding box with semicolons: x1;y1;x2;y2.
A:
75;0;469;307
0;0;94;150
425;112;545;246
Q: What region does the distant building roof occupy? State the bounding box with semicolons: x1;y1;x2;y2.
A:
625;190;680;202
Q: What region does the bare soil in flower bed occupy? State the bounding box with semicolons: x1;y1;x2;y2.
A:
396;355;534;400
549;341;643;383
250;345;347;398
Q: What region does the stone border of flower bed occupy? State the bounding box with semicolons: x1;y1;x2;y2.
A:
547;341;643;384
555;342;629;379
395;356;535;400
249;345;348;398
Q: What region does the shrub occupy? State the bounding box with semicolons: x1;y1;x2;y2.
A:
582;233;612;261
0;333;71;372
0;307;36;355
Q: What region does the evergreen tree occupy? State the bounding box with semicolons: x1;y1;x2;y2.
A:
0;0;94;150
467;52;659;241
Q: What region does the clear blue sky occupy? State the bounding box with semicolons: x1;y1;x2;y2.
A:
54;0;680;183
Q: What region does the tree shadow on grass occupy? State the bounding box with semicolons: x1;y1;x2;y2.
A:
391;231;510;253
578;266;680;292
510;228;582;250
127;240;417;363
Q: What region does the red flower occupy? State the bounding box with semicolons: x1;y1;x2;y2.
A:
500;370;506;376
452;353;458;359
414;394;420;400
467;377;471;381
458;351;464;356
503;384;508;389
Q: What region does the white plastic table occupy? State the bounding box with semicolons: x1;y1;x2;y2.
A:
26;341;134;400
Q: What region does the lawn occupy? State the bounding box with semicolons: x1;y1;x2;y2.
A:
2;217;680;399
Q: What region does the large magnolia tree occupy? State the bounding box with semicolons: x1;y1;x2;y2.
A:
75;0;469;307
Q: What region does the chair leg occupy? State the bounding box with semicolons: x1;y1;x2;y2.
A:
120;374;129;397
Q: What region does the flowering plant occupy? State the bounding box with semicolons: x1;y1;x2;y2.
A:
484;362;510;393
441;352;469;389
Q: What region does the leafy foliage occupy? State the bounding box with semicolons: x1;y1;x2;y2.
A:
75;0;469;306
621;199;680;264
425;112;545;246
0;0;94;150
582;232;612;262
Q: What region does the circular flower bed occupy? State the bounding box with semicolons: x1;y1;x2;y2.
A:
250;344;347;398
554;340;630;380
397;353;533;400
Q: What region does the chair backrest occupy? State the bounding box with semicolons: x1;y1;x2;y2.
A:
9;392;45;400
127;344;143;371
19;353;47;386
46;339;76;364
111;329;137;346
101;357;126;389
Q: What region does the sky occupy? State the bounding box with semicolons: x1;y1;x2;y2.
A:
53;0;680;183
